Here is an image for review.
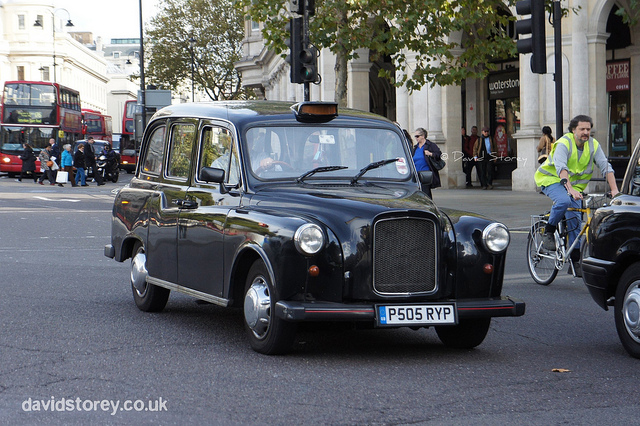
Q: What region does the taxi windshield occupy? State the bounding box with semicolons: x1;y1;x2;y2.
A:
244;126;411;182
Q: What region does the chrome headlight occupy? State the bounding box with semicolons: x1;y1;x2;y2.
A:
482;222;510;253
294;223;324;255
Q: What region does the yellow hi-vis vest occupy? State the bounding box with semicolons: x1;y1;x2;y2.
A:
534;133;598;192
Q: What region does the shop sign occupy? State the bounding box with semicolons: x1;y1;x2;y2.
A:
606;60;630;92
488;72;519;100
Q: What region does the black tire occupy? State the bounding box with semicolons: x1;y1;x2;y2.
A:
614;262;640;359
112;170;119;183
435;318;491;349
130;242;170;312
578;238;589;276
243;261;297;355
526;220;559;285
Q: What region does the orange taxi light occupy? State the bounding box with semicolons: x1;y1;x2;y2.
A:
308;265;320;277
299;103;337;116
292;102;339;122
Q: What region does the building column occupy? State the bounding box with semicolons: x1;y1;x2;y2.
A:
571;0;589;121
395;81;409;130
442;84;464;188
630;46;640;144
347;48;371;111
512;58;541;191
587;32;610;145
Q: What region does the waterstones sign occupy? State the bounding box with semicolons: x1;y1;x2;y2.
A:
488;72;520;100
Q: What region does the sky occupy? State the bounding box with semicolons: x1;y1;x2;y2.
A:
55;0;162;43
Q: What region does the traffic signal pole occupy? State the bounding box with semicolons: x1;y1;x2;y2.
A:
303;6;310;101
553;0;563;140
517;0;565;138
287;0;317;100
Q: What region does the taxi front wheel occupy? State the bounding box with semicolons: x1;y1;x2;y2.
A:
130;242;170;312
615;262;640;359
243;260;297;355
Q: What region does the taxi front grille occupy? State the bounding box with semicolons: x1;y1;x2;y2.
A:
373;217;437;295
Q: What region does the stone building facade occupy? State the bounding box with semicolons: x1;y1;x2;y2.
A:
236;1;639;191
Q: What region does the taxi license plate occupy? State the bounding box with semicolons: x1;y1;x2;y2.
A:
376;304;456;326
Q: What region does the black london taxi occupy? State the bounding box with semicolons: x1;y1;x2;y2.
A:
104;101;525;354
582;138;640;359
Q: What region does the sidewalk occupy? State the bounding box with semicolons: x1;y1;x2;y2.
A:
433;184;551;231
0;174;548;231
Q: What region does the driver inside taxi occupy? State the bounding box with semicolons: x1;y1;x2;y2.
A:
247;129;276;171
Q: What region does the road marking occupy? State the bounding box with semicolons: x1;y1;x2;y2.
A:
33;196;81;203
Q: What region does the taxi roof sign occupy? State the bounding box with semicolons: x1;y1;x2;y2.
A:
291;102;338;122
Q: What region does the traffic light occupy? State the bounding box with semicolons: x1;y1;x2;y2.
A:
299;47;318;83
515;0;547;74
290;0;314;15
285;17;303;84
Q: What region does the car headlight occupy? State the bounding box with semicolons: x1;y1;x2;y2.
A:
294;223;324;255
482;222;510;253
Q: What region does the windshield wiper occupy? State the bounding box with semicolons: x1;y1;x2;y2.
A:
296;165;348;183
350;158;398;185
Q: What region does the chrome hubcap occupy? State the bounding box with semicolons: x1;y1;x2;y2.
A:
623;282;640;343
131;251;148;295
244;278;271;340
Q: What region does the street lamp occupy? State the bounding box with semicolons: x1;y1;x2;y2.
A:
34;8;74;83
125;51;140;66
189;37;196;102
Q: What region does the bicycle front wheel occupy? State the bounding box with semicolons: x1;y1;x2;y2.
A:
527;219;559;285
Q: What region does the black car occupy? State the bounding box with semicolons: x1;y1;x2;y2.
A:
104;101;525;354
73;139;110;158
582;139;640;359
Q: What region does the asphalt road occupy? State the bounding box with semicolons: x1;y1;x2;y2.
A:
0;174;637;424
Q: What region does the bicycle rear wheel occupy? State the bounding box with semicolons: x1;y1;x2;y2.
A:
527;219;559;285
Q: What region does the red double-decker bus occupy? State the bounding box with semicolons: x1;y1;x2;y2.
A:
119;100;138;172
82;109;113;143
0;81;83;176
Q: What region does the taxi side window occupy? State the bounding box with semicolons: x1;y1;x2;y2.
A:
167;123;196;179
141;126;166;175
200;126;240;186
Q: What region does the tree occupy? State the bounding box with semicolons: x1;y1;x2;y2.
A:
240;0;518;107
145;0;251;100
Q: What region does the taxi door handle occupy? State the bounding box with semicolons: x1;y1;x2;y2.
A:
174;199;198;209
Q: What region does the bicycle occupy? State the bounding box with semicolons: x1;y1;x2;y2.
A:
527;192;610;285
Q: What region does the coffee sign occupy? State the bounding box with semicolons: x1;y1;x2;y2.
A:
606;60;630;92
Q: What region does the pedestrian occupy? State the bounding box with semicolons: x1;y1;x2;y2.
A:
412;127;442;199
473;126;497;189
84;137;104;186
48;138;60;182
17;143;37;182
468;126;481;186
48;138;60;165
461;126;475;187
61;143;76;187
37;145;56;185
74;144;88;186
534;114;619;276
537;126;555;164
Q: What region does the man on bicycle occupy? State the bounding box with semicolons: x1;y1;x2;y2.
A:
534;115;619;271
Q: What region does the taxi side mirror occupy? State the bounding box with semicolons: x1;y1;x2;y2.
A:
199;166;225;183
419;170;433;186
